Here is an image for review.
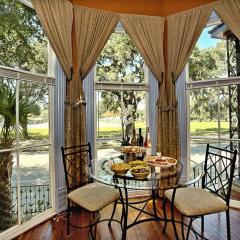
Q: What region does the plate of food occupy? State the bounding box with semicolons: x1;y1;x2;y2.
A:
144;156;177;168
120;146;146;153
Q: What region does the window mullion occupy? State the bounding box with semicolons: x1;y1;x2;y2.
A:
16;79;21;225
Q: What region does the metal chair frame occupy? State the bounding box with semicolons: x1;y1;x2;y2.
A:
165;143;238;240
61;142;118;239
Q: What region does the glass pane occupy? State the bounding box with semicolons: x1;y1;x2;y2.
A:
189;86;230;139
19;81;49;148
96;89;122;159
189;13;228;81
0;150;18;232
96;90;147;159
0;0;47;75
96;32;145;84
19;146;51;222
0;77;17;149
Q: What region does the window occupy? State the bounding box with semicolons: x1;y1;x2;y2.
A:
0;69;54;232
0;0;55;236
95;25;149;159
187;12;240;205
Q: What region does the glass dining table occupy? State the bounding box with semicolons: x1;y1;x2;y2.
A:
90;156;183;240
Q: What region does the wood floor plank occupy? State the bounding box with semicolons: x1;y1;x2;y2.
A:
14;199;240;240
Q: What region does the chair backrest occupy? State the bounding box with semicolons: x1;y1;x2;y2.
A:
202;143;237;205
61;142;92;193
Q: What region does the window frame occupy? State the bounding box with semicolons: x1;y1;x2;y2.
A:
0;65;56;239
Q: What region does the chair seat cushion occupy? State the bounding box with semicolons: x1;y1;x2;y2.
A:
68;183;119;212
165;187;228;217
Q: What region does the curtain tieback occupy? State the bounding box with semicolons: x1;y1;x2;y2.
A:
65;96;87;109
158;102;178;111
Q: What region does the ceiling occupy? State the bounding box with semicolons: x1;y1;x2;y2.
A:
72;0;218;16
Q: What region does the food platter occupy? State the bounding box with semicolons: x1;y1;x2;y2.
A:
144;156;178;168
120;146;146;153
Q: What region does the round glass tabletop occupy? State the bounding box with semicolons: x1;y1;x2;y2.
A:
90;157;182;191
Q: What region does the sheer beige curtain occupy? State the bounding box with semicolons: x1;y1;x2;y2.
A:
32;0;73;79
65;5;119;148
214;0;240;39
158;5;211;159
120;14;165;82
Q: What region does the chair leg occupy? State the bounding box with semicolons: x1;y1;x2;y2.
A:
201;215;204;235
181;214;185;240
89;213;95;240
94;213;98;240
108;200;117;227
162;197;168;232
67;199;70;236
170;201;179;240
186;217;193;240
226;209;231;240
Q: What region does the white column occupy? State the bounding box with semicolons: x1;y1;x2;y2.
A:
49;49;66;212
83;69;95;158
176;67;188;181
148;70;158;155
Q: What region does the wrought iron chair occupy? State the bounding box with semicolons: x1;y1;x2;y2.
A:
164;143;237;240
61;143;119;239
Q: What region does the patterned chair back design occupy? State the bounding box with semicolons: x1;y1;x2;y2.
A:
202;143;237;205
61;143;92;193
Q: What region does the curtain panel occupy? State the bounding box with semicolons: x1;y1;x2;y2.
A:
157;5;212;159
64;6;119;183
32;0;73;80
64;5;118;149
120;14;165;83
214;0;240;40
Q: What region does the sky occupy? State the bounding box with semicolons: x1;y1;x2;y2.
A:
196;26;221;49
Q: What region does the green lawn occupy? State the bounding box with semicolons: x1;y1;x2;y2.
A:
98;121;230;138
19;121;230;140
98;121;146;138
28;128;49;139
190;121;229;136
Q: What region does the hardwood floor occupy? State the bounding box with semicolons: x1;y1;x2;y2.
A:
15;199;240;240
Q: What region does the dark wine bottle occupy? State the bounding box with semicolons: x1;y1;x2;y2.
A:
138;128;144;146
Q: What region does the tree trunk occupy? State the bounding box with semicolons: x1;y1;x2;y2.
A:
0;149;14;231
